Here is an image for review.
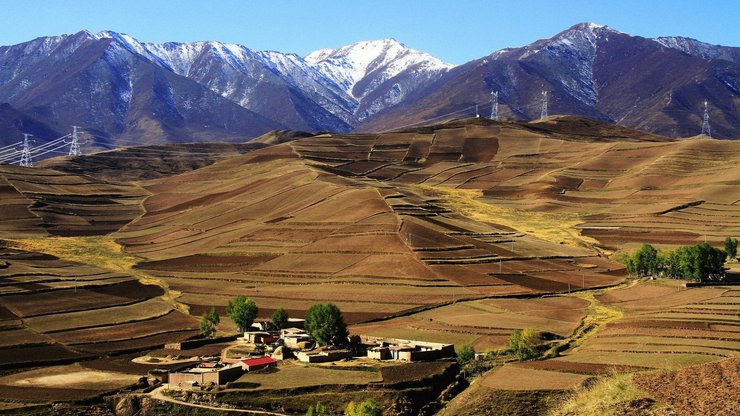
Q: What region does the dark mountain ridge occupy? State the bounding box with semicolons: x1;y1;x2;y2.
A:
0;23;737;158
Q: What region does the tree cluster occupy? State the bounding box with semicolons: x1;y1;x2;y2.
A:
622;242;727;281
223;296;348;347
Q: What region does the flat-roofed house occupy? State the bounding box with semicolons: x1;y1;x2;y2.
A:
362;336;455;362
169;364;244;388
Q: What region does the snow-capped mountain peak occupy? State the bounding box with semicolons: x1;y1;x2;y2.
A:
305;38;454;100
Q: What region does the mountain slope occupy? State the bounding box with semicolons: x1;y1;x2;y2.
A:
99;31;354;132
0;103;62;148
0;31;284;145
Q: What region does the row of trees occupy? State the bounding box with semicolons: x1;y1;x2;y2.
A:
622;241;732;281
199;296;348;347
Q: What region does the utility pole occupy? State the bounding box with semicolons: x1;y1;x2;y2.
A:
68;126;82;157
475;104;480;118
701;101;711;137
19;134;33;167
540;90;548;119
490;91;499;121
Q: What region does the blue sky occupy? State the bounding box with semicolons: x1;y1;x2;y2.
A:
1;0;737;64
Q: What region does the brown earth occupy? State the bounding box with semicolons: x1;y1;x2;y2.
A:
633;357;740;416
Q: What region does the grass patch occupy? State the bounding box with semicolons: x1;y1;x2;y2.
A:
568;290;624;351
542;285;627;358
550;373;656;416
9;236;140;272
413;185;600;249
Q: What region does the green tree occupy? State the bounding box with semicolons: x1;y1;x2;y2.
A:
305;303;348;346
456;344;475;366
725;237;738;260
199;314;214;337
306;402;327;416
199;307;220;337
206;307;220;326
508;328;541;361
226;296;258;333
345;399;382;416
271;307;289;330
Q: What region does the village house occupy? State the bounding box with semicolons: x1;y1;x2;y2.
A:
237;356;278;371
362;336;455;361
168;363;244;388
251;318;305;331
295;349;353;363
242;331;279;344
280;327;313;349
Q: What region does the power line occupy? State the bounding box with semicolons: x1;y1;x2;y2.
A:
0;150;21;163
0;141;23;152
28;135;70;154
30;142;76;160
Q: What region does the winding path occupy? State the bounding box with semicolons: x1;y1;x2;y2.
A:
149;385;289;415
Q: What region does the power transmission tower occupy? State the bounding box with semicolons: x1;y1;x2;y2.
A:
19;134;33;167
68;126;82;156
701;101;711;137
540;90;548;119
490;91;499;120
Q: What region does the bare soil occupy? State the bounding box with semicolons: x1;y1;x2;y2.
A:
633;357;739;416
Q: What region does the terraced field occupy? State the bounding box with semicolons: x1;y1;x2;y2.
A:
0;164;146;236
351;296;589;351
472;280;739;393
0;117;737;411
0;248;198;372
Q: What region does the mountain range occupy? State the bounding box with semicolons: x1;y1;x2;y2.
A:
0;22;737;150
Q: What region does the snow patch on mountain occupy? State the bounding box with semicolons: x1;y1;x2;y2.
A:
654;36;740;64
522;23;614;105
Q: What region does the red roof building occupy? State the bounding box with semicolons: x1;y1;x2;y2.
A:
239;356;277;371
